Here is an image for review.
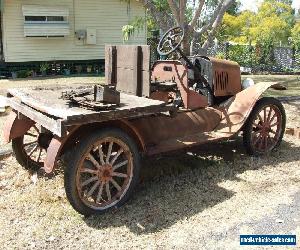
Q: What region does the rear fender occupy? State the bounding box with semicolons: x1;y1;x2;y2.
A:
44;120;146;174
215;82;282;136
3;111;35;143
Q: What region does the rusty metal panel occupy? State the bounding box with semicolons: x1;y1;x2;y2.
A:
129;107;222;146
152;61;208;109
215;82;280;135
44;137;62;174
132;82;279;155
209;57;241;97
3;111;35;143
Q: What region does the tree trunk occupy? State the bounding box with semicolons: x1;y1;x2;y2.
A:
182;26;190;55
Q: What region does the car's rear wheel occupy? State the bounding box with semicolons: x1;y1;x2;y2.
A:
64;128;141;216
243;97;286;156
12;125;52;171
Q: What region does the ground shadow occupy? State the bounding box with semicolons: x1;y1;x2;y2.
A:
83;136;300;235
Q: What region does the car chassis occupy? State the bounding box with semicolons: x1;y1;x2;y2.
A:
3;27;286;215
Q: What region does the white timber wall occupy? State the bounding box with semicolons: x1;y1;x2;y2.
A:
2;0;146;62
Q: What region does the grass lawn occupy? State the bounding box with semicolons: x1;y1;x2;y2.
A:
242;75;300;97
0;74;298;97
0;76;105;95
0;75;299;249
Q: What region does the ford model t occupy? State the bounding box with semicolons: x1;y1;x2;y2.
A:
3;27;286;215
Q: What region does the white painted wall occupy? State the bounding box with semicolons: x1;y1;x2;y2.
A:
2;0;146;62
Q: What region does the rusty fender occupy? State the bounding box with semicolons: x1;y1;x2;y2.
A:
44;120;146;174
3;111;35;143
214;81;284;136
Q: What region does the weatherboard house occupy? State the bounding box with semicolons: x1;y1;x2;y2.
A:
0;0;146;64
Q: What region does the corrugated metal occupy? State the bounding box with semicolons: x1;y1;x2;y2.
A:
24;23;70;37
22;5;69;17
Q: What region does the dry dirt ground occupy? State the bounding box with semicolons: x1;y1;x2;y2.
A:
0;76;299;249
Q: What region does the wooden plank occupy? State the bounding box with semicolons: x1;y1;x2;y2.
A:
63;93;170;121
8;88;80;119
105;45;117;85
7;86;173;126
63;104;176;127
115;45;150;71
7;98;64;137
115;46;150;97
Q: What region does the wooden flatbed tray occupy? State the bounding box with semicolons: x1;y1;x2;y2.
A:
6;86;175;137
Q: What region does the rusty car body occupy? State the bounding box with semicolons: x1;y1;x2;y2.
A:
3;27;286;216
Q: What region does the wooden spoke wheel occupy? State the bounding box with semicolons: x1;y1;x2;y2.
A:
64;129;141;216
12;125;52;171
243;97;286;156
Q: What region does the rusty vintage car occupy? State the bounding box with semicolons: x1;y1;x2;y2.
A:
3;27;286;216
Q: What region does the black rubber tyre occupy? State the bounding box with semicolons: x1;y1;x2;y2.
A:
12;136;43;171
64;128;141;216
243;97;286;156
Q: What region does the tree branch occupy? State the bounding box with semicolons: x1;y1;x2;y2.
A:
167;0;181;25
202;0;234;49
195;0;225;36
189;0;205;31
138;0;172;31
179;0;187;24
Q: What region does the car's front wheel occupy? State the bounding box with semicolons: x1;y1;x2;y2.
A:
243;97;286;156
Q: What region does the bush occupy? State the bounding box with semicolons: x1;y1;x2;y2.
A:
16;69;32;78
227;45;256;66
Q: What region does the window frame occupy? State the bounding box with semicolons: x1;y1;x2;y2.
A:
24;15;68;24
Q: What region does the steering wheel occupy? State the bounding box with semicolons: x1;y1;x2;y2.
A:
157;27;185;56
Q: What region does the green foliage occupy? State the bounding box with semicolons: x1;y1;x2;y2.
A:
122;0;195;41
215;51;226;59
16;69;32;78
40;63;50;73
225;0;241;16
219;0;295;45
218;11;255;43
227;44;257;66
122;16;145;41
291;23;300;50
152;0;170;11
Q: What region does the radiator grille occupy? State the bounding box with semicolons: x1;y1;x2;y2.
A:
214;71;229;91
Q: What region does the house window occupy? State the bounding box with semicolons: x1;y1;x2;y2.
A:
22;5;70;38
25;16;46;22
24;16;66;23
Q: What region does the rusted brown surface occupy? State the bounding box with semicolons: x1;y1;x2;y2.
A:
3;111;35;143
209;57;241;97
44;137;63;174
44;119;147;174
144;82;279;155
149;91;176;103
129;107;222;147
152;61;208;109
214;82;279;135
4;80;281;173
6;97;63;137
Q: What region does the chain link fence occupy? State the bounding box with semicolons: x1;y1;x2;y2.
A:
207;43;300;74
148;38;300;74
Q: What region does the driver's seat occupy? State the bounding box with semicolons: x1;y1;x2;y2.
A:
105;45;151;97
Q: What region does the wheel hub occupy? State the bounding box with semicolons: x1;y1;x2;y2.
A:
98;165;113;183
261;123;271;133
